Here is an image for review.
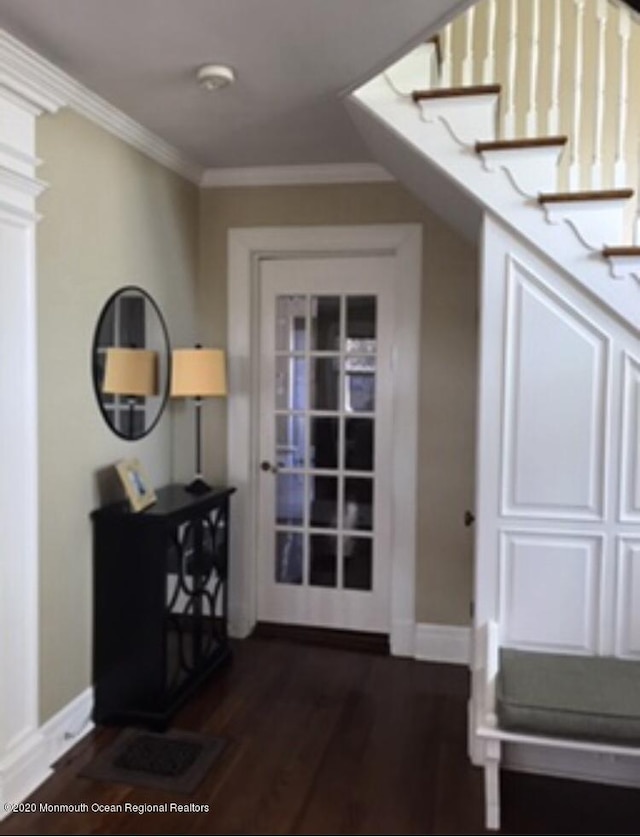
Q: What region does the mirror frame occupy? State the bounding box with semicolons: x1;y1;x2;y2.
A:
91;285;171;441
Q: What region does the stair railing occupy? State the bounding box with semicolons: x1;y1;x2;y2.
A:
430;0;640;239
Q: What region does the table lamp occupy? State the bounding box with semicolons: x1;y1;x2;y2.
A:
102;347;158;439
171;346;227;494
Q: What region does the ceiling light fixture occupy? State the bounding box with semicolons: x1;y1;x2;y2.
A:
197;64;236;92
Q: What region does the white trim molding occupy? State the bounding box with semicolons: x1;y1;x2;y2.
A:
202;162;394;188
0;689;93;821
227;224;421;647
414;623;472;665
0;30;201;183
505;741;640;790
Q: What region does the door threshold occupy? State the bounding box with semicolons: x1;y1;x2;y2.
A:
252;622;389;655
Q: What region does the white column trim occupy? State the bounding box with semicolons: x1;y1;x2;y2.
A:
0;74;50;817
227;224;421;649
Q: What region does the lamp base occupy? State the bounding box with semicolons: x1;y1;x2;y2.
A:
184;477;211;495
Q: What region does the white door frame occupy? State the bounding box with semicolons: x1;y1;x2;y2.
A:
227;224;422;655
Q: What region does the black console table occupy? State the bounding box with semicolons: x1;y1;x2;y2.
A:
91;484;235;728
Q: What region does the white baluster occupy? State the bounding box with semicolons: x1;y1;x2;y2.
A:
591;0;608;189
504;0;518;138
482;0;497;85
615;5;631;187
547;0;562;135
526;0;541;136
569;0;586;190
440;22;453;88
461;5;476;86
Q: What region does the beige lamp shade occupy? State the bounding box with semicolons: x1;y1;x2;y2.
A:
170;348;227;398
102;348;158;396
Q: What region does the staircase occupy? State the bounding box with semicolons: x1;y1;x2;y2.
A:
347;0;640;803
347;0;640;332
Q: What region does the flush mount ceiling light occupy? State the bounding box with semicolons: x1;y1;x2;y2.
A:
197;64;236;91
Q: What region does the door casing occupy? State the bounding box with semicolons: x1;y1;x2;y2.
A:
227;224;422;654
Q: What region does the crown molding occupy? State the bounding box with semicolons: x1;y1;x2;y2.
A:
0;30;395;189
0;30;203;183
201;162;395;188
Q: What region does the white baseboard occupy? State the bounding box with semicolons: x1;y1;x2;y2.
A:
40;687;94;768
0;688;93;821
414;623;471;665
505;741;640;789
391;618;416;657
229;617;471;666
228;609;255;640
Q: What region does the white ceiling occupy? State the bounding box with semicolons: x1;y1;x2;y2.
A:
0;0;468;169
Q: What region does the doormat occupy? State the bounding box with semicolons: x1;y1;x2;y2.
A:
79;728;226;793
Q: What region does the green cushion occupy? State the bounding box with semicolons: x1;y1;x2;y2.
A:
497;649;640;745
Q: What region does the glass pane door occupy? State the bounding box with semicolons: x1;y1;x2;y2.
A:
274;294;377;593
257;256;394;633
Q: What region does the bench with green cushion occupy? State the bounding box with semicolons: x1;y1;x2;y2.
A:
497;648;640;745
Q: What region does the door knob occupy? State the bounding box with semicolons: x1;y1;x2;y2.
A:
464;510;475;527
260;460;279;474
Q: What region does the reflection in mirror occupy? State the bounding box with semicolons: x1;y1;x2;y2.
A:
92;286;170;440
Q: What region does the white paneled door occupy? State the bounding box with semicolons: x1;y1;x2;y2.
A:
256;256;395;632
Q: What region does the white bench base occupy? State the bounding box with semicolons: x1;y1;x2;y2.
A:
472;623;640;831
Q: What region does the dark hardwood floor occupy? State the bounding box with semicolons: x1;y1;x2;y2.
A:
2;636;640;835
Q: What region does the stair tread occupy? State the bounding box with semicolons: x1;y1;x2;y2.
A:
476;136;568;153
602;246;640;257
412;84;501;103
538;188;634;204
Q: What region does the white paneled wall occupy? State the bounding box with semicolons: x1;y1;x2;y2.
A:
475;216;640;659
500;267;608;519
615;539;640;656
499;531;604;653
620;355;640;522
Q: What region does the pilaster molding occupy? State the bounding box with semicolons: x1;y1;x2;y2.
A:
0;84;41;818
0;165;47;198
0;30;202;183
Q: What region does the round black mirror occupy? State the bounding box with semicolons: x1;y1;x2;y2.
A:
92;286;170;440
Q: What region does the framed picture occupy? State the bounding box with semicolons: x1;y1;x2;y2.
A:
115;457;156;512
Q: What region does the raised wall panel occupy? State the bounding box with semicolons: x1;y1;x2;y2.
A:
615;538;640;657
501;258;609;520
619;354;640;522
499;532;603;653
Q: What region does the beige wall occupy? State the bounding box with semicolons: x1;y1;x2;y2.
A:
36;110;199;722
198;182;478;627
